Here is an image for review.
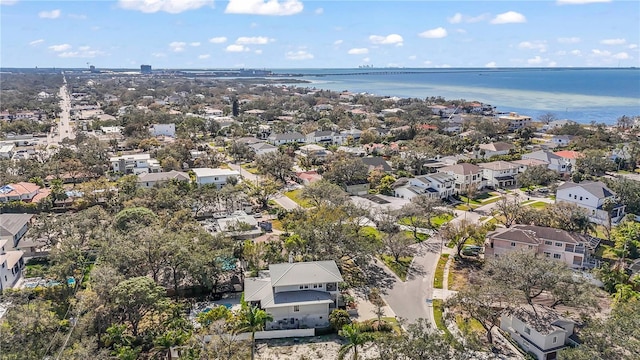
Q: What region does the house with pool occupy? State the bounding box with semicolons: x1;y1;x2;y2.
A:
244;260;343;330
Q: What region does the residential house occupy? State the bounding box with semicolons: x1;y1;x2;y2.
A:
0;182;49;203
0;240;25;291
500;305;577;360
340;129;362;141
298;144;332;160
149;123;176;138
344;183;370;196
522;150;572;174
244;260;343;330
485;225;595;268
541;119;577;132
394;173;456;200
553;151;583;168
498;112;532;131
192;168;240;188
110;154;161;175
267;132;306;146
551;135;574;147
0;213;34;249
361;157;393;173
295;171;322;185
437;163;484;191
306;131;344;145
217;211;261;239
556;181;625;224
511;158;551;173
477;142;515;159
0;145;15;159
249;142;279;156
137;171;190;189
479;161;519;189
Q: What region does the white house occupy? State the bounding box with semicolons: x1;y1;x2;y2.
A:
479;161;519;189
110;154;161;175
556;181;625;225
500;305;577;360
0;239;25;291
0;145;15;159
551;135;574;147
394;173;456;200
149;123;176;138
249;142;279;156
477;142;515;159
192;168;240;188
137;171;190;189
0;213;34;249
498;112;532;131
437;163;484;191
522;151;572;174
305;131;344;145
267;132;306;146
244;260;343;330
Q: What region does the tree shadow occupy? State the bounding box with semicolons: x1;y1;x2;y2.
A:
357;260;398;295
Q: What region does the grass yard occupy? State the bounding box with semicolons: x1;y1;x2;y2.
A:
284;189;313;208
527;201;549;209
455;314;485;338
432;299;453;339
402;230;430;242
595;244;618;261
433;254;450;289
241;163;260;174
381;317;403;335
271;219;284;231
24;258;51;278
431;213;454;228
380;254;413;281
360;226;382;241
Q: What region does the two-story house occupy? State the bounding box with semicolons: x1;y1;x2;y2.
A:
244;260;343;330
476;142;515;159
305;131;344;145
479;161;520;189
498;112;532;131
267;132;306;146
500;305;577;360
556;181;625;225
485;225;594;268
110;154;161;175
437;163;484;192
248;142;279;156
192;168;240;188
137;170;190;189
0;213;34;249
394;173;456;200
522;150;572;174
0;239;25;292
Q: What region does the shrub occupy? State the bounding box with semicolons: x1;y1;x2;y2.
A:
329;309;351;331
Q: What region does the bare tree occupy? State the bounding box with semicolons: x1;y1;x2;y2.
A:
494;194;522;228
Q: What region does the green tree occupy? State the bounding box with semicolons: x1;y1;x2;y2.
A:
338;323;373;360
300;179;349;207
110;276;168;337
255;151;293;183
440;220;487;259
329;309;352;331
234;305;273;360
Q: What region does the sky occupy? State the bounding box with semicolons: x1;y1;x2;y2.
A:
1;0;639;69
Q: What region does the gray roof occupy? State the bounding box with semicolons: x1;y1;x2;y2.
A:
263;290;333;309
439;163;482;175
479;161;519;171
428;172;455;183
0;213;33;237
557;181;615;199
309;130;335;137
270;260;343;287
506;305;574;335
522;150;563;165
479;142;514;152
249;142;278;151
490;225;588;246
361;157;392;172
244;277;272;302
269;132;304;141
137;170;189;183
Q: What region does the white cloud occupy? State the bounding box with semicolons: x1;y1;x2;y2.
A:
0;0;19;5
518;41;547;52
226;44;250;52
236;36;273;45
48;43;71;52
436;64;452;68
591;49;611;56
29;39;44;46
557;0;611;4
485;61;497;68
612;52;630;60
198;54;210;59
548;61;557;67
78;46;90;51
225;0;303;16
209;37;228;44
286;50;314;60
169;41;187;52
557;37;581;44
118;0;213;14
418;27;447;39
423;60;432;65
190;42;201;47
600;38;626;45
448;13;462;24
315;7;323;15
68;14;87;19
347;48;369;55
456;29;467;34
254;49;263;54
369;34;403;46
362;57;370;63
152;52;167;58
556;50;567;56
571;50;582;56
527;56;545;65
58;46;104;58
38;9;61;19
629;44;638;49
334;40;343;45
490;11;526;24
408;55;417;60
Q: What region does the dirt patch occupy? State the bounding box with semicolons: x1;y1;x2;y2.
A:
257;334;379;360
448;258;483;292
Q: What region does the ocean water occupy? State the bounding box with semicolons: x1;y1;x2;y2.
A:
273;68;640;125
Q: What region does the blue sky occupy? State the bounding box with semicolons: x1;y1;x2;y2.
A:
1;0;639;68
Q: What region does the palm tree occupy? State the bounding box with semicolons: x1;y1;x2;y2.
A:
338;323;372;360
235;305;273;360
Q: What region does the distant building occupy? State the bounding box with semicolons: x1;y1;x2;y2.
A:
140;64;152;74
192;168;240;188
110;154;161;175
498;112;532;131
149;123;176;138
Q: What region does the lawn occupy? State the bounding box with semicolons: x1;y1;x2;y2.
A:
271;219;284;231
381;317;403;335
595;244;618;261
360;226;382;241
455;314;485;338
431;213;454;228
432;299;453;339
380;254;413;281
284;189;313;208
402;230;430;242
433;254;450;289
527;201;548;209
241;163;260;174
24;258;51;278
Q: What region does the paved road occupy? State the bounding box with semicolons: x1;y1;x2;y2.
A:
48;76;74;146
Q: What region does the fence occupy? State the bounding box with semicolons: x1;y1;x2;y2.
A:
235;328;315;340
